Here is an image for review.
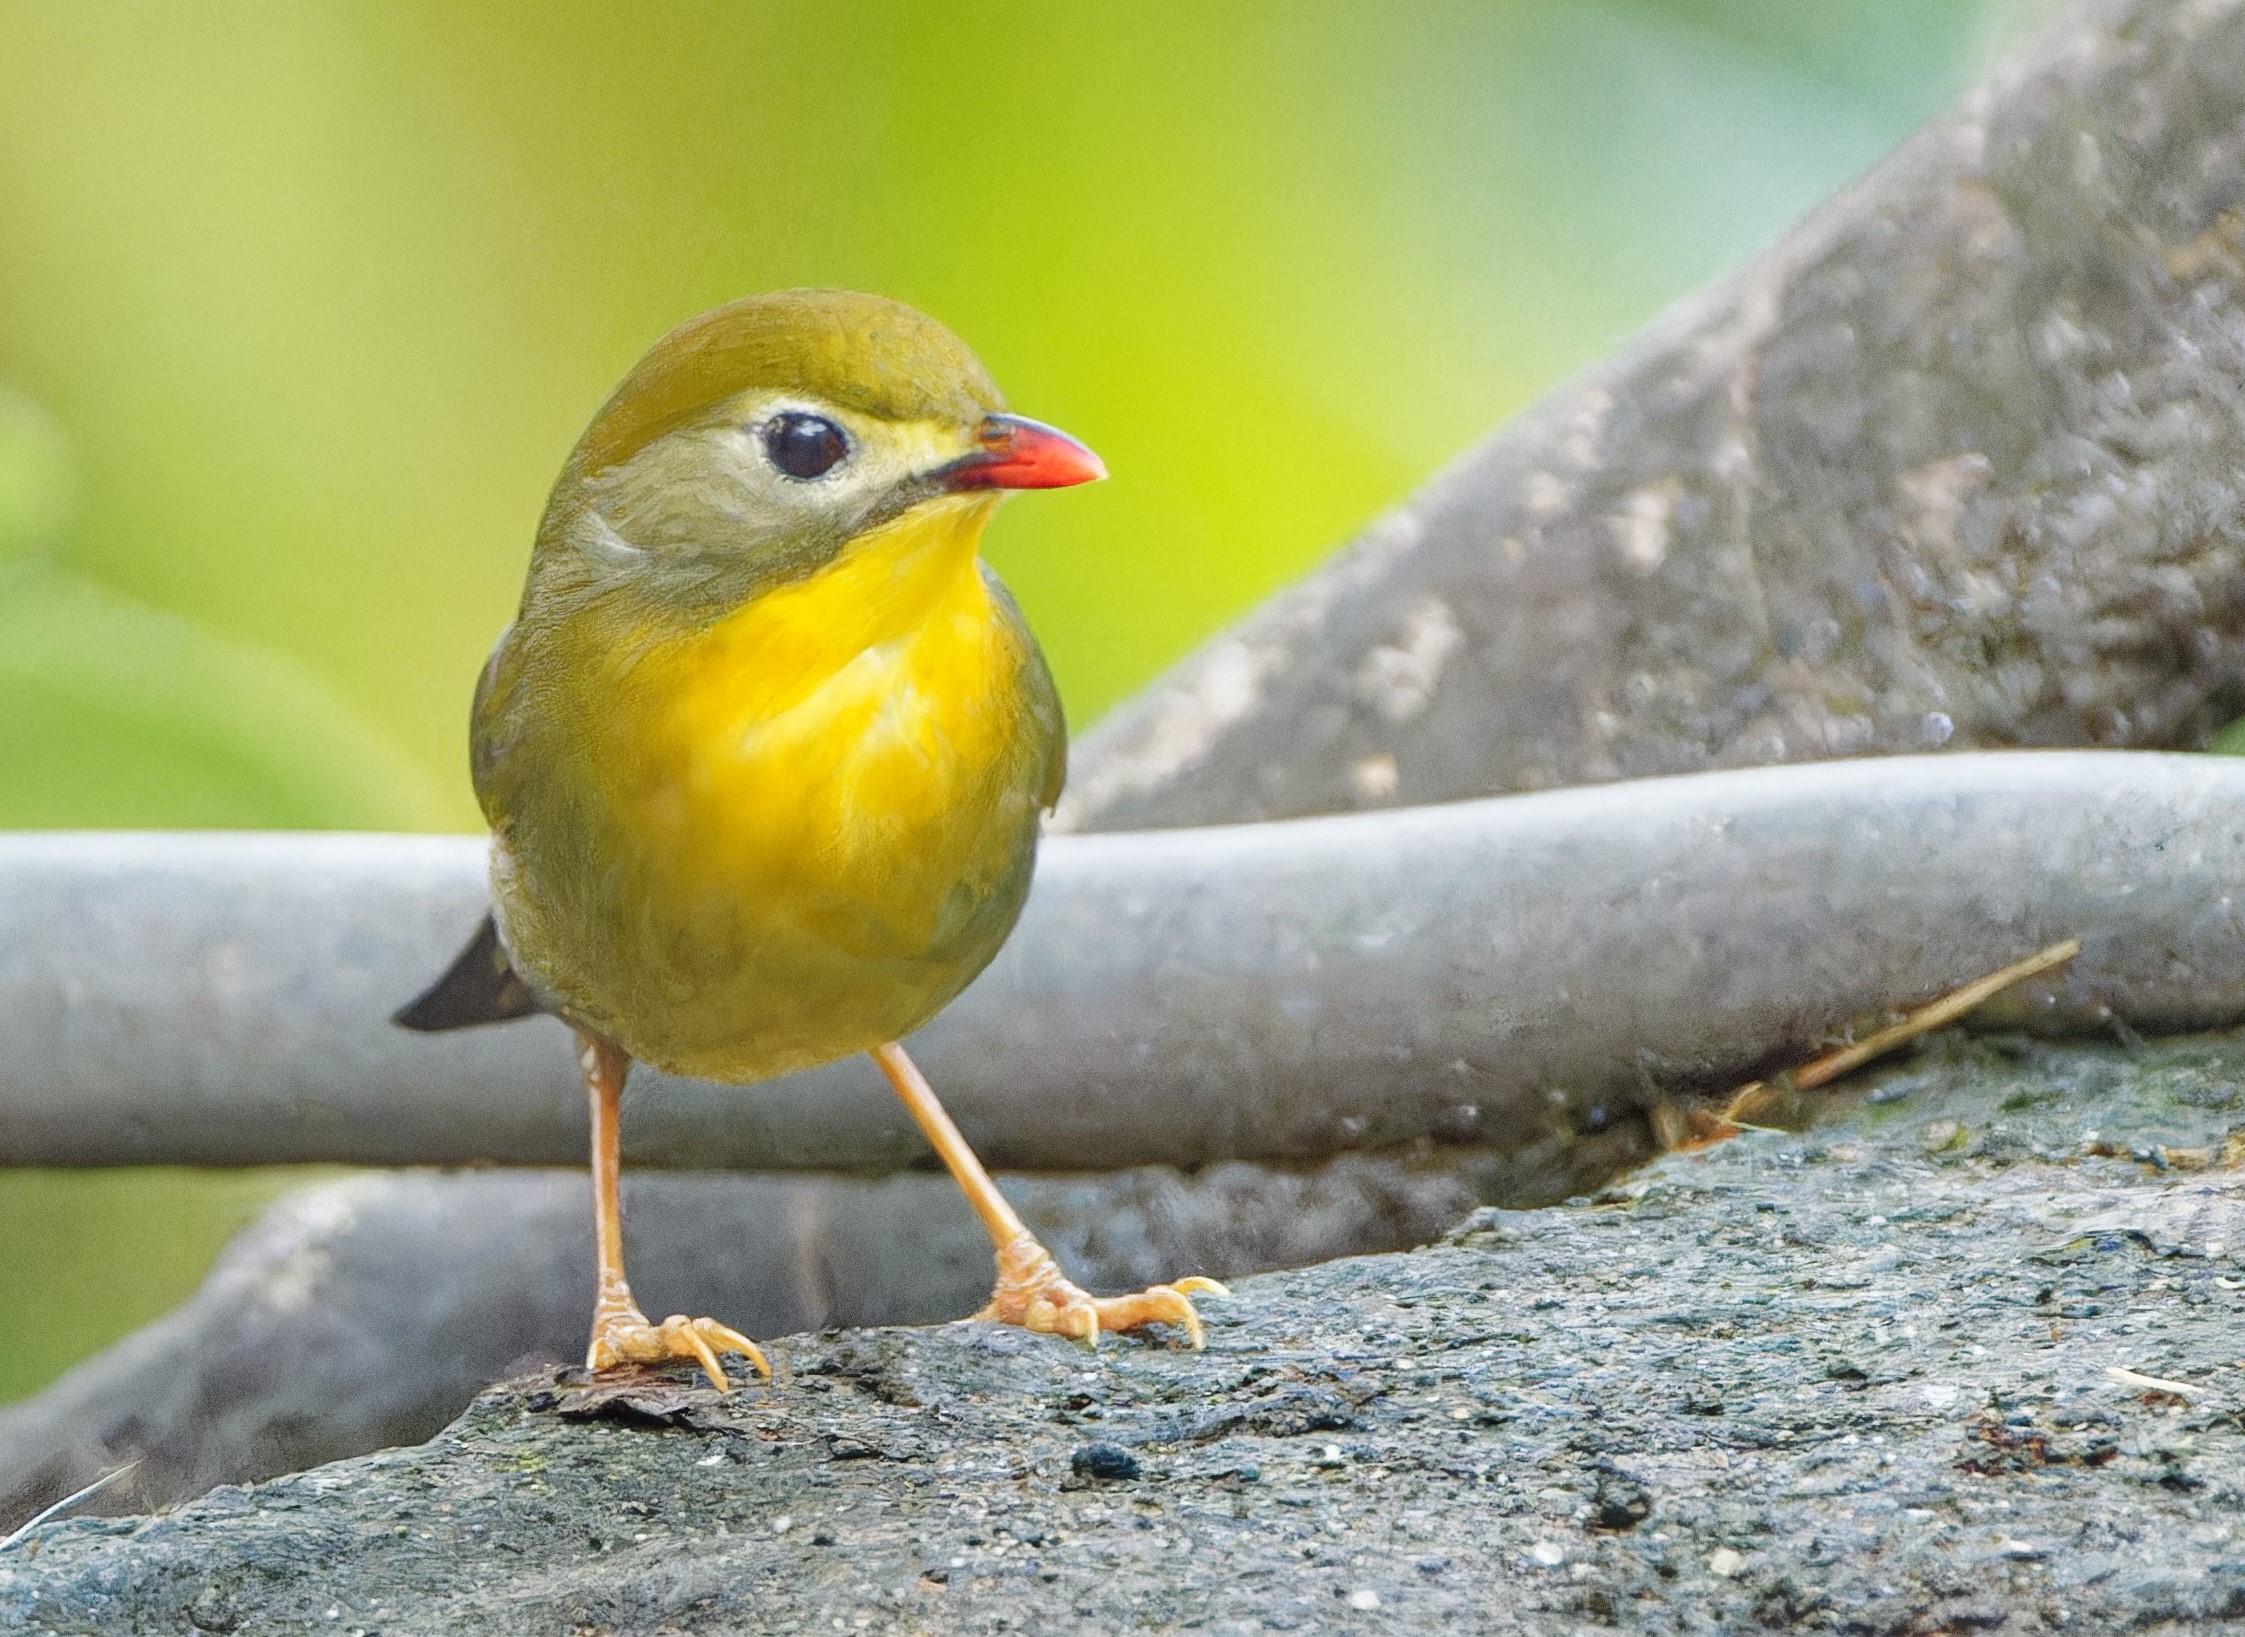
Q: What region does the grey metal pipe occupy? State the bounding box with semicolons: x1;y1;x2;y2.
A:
4;751;2242;1173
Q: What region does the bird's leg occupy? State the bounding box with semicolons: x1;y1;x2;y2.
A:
577;1031;769;1391
870;1041;1227;1348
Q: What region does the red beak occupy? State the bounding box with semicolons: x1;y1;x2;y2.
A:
938;414;1107;491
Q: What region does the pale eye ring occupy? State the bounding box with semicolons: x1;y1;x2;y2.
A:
762;412;849;480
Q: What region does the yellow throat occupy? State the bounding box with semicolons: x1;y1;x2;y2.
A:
630;490;1027;906
487;488;1062;1081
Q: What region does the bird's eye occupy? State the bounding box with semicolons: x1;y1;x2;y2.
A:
761;412;848;480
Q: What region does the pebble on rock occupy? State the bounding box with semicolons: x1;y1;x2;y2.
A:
1069;1442;1140;1482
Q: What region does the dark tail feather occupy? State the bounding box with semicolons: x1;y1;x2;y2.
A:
393;913;546;1031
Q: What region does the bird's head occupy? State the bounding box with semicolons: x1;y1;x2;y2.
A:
533;289;1102;611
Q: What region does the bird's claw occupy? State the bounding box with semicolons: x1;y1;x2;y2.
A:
976;1234;1229;1350
587;1308;770;1392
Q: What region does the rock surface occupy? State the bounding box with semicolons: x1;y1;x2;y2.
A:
0;1152;1509;1533
8;1030;2245;1634
1061;0;2245;832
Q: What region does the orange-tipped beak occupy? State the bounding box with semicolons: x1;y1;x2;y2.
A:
938;414;1107;491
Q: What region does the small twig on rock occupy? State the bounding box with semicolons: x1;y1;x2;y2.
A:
1791;940;2084;1093
2105;1365;2217;1403
1677;939;2083;1149
0;1460;137;1553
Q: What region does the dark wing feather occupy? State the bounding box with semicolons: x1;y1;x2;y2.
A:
392;913;546;1032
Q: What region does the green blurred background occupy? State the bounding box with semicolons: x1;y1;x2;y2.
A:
0;0;2057;1401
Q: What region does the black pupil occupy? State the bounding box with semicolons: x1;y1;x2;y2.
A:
764;413;847;480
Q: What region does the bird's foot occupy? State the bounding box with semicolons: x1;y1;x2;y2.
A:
976;1233;1228;1349
587;1305;770;1393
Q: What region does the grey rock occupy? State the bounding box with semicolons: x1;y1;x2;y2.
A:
7;1030;2245;1633
0;1152;1494;1532
1061;0;2245;831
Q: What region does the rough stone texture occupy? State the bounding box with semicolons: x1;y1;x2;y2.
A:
1060;0;2245;833
8;1031;2245;1633
0;1151;1531;1535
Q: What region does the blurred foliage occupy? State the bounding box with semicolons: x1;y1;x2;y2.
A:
0;0;2055;1402
0;1170;324;1403
0;385;440;828
0;569;438;828
0;387;70;561
0;0;2056;825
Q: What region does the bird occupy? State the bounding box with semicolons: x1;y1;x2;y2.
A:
395;289;1223;1390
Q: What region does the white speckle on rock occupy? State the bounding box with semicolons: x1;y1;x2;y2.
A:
1531;1540;1566;1567
1895;452;1993;555
1522;471;1570;516
1353;598;1464;724
245;1176;395;1313
1351;752;1400;799
2073;129;2105;191
1711;433;1751;481
1346;1587;1382;1610
1612;479;1682;574
1709;1548;1745;1578
1559;386;1614;469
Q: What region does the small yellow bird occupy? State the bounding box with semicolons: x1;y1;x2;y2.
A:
399;289;1221;1388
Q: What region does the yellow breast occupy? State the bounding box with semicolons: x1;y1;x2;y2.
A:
503;492;1061;1080
643;495;1031;938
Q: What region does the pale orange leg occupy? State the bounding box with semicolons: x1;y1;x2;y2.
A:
578;1031;770;1391
870;1041;1227;1349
